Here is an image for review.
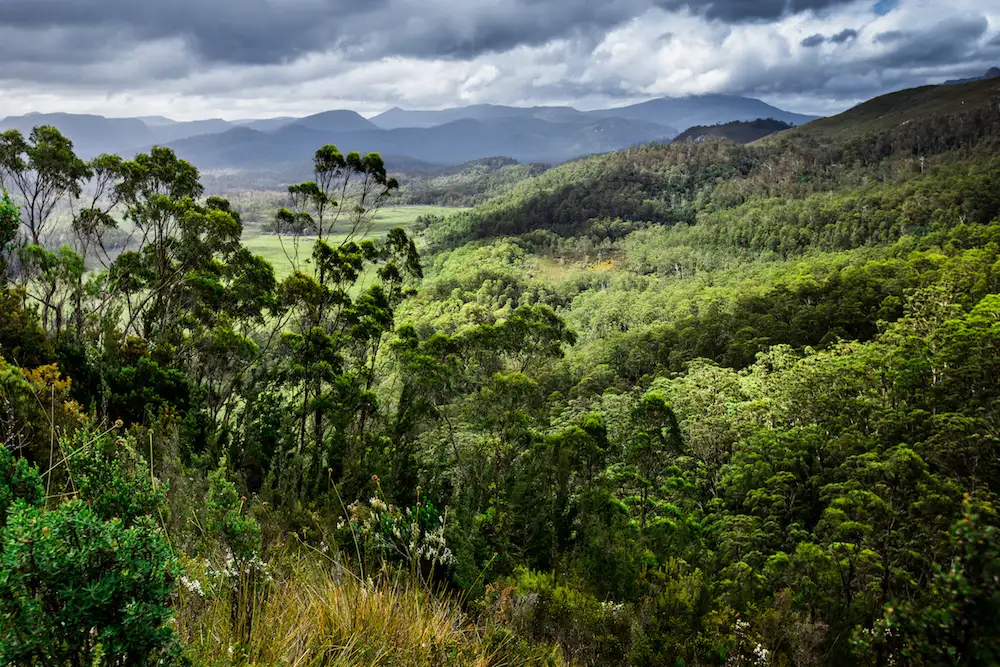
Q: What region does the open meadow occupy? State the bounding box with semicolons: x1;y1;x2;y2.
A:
241;204;465;278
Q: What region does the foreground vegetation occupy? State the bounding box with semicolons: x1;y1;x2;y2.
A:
2;77;1000;665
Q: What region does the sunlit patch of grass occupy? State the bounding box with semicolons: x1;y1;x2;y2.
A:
241;205;465;279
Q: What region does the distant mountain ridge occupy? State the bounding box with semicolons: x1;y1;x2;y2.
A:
588;94;815;130
943;67;1000;85
0;93;817;168
160;115;677;169
370;104;589;129
0;113;153;157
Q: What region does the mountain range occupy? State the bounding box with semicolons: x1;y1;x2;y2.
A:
943;66;1000;85
0;94;819;169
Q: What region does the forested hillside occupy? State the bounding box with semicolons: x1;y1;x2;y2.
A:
397;157;551;207
1;77;1000;666
672;118;792;144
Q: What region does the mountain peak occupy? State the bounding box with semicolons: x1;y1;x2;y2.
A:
292;109;379;133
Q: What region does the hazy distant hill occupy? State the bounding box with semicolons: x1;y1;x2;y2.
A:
294;110;380;133
587;94;817;131
235;117;301;132
372;95;814;133
149;119;236;144
672;118;793;144
371;104;587;129
943;67;1000;85
2;93;816;169
137;116;178;127
0;112;153;156
164;115;676;168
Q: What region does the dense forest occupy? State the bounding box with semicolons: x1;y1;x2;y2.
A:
1;77;999;666
671;119;793;145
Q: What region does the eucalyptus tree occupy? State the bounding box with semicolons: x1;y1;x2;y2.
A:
270;145;421;499
96;147;278;427
0;126;88;246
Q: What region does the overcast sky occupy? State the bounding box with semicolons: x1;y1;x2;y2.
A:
0;0;997;121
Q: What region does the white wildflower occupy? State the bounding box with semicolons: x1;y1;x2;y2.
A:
180;576;205;598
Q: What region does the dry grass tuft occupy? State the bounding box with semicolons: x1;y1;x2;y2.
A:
176;548;564;666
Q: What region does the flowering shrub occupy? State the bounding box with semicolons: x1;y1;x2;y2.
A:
339;489;455;577
205;458;266;643
726;619;770;667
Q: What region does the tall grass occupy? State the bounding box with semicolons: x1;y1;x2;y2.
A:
175;547;564;666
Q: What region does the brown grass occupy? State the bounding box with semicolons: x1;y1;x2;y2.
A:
175;550;564;666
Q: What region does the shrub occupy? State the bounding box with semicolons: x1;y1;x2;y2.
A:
0;440;183;665
338;487;456;581
0;442;43;531
483;569;634;667
0;189;17;250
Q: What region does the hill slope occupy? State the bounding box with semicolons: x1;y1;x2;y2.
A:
672;118;792;143
778;76;1000;140
426;77;1000;251
398;157;550;207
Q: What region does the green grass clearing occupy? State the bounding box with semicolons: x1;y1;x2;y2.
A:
242;205;464;279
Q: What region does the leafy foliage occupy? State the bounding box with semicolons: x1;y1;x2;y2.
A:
0;435;181;666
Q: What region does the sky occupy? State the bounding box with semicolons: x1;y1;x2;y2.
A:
0;0;997;121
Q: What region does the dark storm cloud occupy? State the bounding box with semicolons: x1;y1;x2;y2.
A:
0;0;387;65
673;0;851;22
714;12;999;114
0;0;858;69
871;16;990;67
0;0;996;119
800;27;857;47
829;28;857;43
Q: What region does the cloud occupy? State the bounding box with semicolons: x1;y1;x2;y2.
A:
873;29;906;43
869;16;990;68
800;26;859;46
830;28;858;43
0;0;997;120
0;0;858;68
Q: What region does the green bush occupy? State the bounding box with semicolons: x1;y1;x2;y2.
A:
0;443;43;531
0;189;17;250
487;569;634;667
0;440;183;665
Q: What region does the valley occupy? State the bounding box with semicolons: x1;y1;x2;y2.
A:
2;71;1000;667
